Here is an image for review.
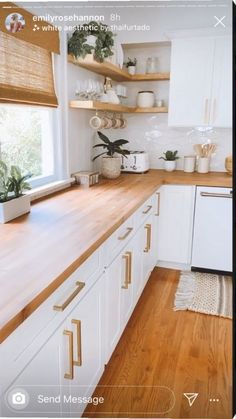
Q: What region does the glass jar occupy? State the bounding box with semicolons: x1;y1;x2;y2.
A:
146;57;158;74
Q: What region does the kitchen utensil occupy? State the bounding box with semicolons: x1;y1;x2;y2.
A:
225;156;232;175
193;144;203;156
184;156;196;173
137;91;155;108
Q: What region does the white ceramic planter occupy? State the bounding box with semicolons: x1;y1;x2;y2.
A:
164;160;177;172
101;156;121;179
127;66;136;75
0;195;31;223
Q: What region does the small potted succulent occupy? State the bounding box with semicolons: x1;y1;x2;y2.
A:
125;57;137;75
159;150;179;172
92;131;130;179
0;161;32;223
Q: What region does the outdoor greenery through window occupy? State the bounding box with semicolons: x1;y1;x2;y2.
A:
0;105;55;187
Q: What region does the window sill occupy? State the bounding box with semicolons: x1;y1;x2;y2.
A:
26;179;75;202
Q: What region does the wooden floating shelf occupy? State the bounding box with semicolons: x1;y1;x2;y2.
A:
133;106;168;113
69;100;168;114
131;73;170;81
68;55;170;82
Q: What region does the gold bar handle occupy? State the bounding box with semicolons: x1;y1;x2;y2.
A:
72;319;82;367
53;281;85;311
155;192;160;216
204;98;209;124
142;205;152;215
126;251;132;284
63;330;74;380
122;253;130;289
118;227;133;241
144;224;151;253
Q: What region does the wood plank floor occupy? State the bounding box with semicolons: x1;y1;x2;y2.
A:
84;267;232;419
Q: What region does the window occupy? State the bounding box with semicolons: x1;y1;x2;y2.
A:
0;104;58;188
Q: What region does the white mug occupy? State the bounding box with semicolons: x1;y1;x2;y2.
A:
89;115;105;130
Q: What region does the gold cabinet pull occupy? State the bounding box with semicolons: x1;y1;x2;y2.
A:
72;319;82;367
204;98;209;124
122;252;130;289
142;205;152;215
156;192;160;216
144;224;151;253
118;227;133;240
128;251;132;284
63;330;74;380
53;281;85;311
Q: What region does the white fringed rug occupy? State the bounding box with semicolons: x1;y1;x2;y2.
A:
174;271;232;319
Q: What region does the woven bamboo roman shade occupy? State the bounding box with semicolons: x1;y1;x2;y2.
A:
0;31;58;107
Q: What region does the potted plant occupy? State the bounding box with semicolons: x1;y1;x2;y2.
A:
125;57;137;75
0;161;32;223
159;150;179;172
68;21;115;63
92;131;130;179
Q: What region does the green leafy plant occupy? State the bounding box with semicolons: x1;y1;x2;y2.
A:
68;21;114;63
125;57;137;67
0;161;32;203
159;150;179;161
92;132;130;161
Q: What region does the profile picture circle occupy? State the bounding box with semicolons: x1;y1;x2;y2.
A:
5;13;25;33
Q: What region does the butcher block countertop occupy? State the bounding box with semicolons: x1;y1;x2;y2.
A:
0;169;232;343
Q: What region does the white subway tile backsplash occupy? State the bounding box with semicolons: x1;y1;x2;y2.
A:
102;114;232;172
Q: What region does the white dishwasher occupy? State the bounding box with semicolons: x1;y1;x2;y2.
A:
191;186;232;273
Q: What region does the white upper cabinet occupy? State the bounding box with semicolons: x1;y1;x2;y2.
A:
210;36;232;127
168;35;232;128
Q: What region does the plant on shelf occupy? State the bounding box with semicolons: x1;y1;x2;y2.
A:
92;131;130;179
68;21;115;63
0;161;32;223
159;150;179;172
124;57;137;75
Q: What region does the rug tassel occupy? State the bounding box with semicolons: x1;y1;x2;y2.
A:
174;272;196;311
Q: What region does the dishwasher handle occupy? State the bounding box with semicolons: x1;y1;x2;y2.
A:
200;191;232;199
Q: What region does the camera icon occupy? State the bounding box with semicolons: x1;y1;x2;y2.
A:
7;388;29;410
12;392;26;405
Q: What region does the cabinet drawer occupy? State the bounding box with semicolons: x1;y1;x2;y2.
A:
0;246;104;368
103;215;135;266
134;194;155;228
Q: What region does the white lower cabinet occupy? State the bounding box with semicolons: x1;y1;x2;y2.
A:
105;240;135;363
105;194;159;364
156;185;195;267
1;274;105;418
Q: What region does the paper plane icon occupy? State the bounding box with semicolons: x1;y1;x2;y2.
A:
184;393;199;407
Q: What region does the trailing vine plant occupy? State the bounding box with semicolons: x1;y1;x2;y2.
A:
68;21;115;63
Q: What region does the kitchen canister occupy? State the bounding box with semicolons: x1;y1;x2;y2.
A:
197;157;210;174
137;91;155;108
184;156;196;173
146;57;158;74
